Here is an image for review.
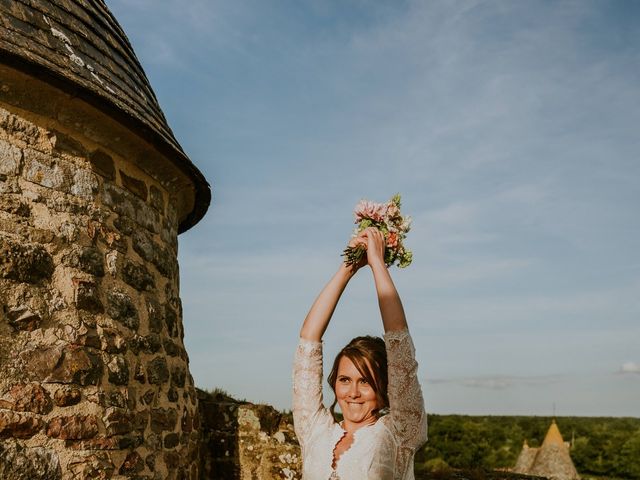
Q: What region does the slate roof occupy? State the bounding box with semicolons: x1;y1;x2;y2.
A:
0;0;210;232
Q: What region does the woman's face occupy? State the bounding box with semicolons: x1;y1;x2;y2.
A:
335;355;379;427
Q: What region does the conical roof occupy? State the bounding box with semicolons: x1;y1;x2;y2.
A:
513;420;580;480
529;443;579;480
542;420;566;448
0;0;210;232
513;441;538;473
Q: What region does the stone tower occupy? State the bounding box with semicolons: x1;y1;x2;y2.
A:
513;420;580;480
0;1;210;478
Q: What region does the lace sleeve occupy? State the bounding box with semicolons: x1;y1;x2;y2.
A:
292;337;327;447
384;328;428;449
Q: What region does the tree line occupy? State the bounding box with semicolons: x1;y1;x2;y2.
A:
414;415;640;479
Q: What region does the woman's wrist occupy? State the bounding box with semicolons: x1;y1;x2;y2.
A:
338;262;358;279
368;258;387;272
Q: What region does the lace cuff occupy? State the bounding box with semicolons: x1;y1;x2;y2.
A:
297;337;322;353
383;328;411;345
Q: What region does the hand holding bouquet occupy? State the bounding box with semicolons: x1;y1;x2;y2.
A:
342;194;413;268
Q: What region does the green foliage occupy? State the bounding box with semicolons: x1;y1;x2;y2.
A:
398;250;413;268
416;415;640;479
358;219;374;230
616;428;640;478
422;457;451;472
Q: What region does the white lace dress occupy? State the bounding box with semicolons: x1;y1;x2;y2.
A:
293;329;427;480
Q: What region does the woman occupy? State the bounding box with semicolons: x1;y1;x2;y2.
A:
293;227;427;479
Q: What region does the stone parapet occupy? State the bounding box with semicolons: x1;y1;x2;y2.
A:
197;389;302;480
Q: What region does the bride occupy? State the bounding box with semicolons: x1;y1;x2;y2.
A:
293;227;427;479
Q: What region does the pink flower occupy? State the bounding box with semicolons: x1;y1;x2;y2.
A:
354;200;387;223
386;202;400;219
386;231;399;248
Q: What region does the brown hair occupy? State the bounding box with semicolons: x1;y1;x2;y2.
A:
327;335;389;420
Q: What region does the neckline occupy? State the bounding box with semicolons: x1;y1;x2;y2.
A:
331;420;378;472
338;417;378;433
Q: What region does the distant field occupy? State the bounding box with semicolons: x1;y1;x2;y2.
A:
415;415;640;479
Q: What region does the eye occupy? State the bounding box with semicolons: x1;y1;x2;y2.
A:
359;378;369;385
338;376;350;384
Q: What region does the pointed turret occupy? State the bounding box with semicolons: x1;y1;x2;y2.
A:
542;420;565;448
513;420;580;480
513;439;538;473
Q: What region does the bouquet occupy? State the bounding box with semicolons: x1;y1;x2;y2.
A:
342;194;413;268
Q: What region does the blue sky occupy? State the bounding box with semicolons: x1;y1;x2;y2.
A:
107;0;640;416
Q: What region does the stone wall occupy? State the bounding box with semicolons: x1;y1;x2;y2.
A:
0;100;199;479
197;389;301;480
196;388;552;480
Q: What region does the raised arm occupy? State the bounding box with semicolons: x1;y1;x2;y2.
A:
362;228;408;332
299;264;355;341
363;228;427;449
294;238;366;445
299;236;367;341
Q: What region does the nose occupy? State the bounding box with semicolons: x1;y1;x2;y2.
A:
349;382;361;398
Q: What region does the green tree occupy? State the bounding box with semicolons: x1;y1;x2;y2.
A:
414;415;640;476
615;429;640;479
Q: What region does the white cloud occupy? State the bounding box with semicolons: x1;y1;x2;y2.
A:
418;258;534;288
418;281;640;331
428;374;565;390
619;362;640;375
425;202;480;227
